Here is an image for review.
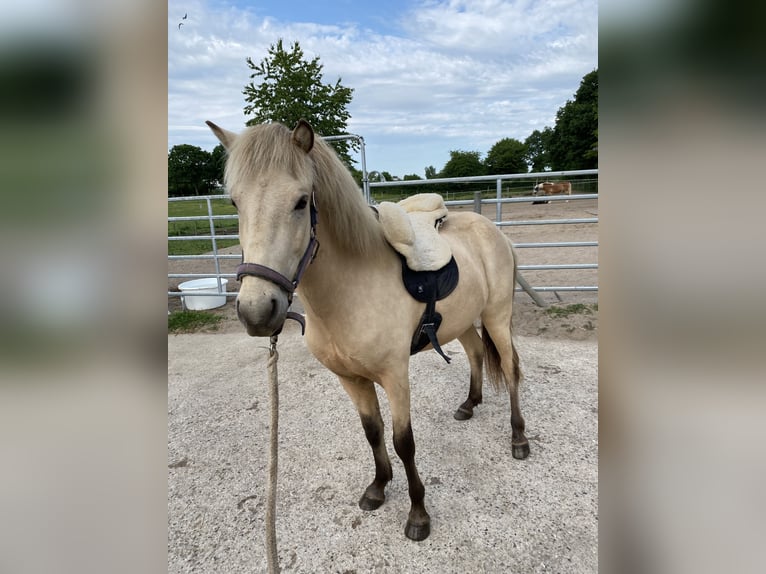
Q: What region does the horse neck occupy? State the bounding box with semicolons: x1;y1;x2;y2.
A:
297;143;390;309
298;198;389;312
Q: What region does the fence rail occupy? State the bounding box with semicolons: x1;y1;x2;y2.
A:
378;170;599;298
168;169;598;306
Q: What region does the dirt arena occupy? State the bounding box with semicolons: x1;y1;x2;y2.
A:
168;196;598;573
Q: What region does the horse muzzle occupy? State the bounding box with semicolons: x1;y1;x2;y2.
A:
236;284;290;337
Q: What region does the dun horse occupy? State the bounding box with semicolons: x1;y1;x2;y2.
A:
207;120;529;541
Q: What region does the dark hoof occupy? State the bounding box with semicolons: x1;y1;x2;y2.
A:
359;492;385;511
512;440;530;459
453;406;473;420
405;518;431;541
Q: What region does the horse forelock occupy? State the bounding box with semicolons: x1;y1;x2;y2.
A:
224;123;312;193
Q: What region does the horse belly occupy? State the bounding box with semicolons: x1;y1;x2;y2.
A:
304;299;418;380
431;258;488;343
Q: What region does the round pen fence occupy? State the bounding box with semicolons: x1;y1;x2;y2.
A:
168;166;597;308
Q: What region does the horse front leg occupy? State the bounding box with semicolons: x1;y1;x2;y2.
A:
337;375;393;511
384;375;431;541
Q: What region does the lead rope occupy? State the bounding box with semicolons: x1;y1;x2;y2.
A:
266;334;280;574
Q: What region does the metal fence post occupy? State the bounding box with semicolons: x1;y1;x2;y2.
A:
496;178;502;222
206;198;224;292
473;191;482;214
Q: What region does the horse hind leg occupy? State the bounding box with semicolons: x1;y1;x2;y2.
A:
481;316;530;460
337;375;393;511
454;326;484;421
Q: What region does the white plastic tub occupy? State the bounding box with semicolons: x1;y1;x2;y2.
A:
178;278;229;310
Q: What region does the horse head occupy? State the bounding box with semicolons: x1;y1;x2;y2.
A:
207;119;317;337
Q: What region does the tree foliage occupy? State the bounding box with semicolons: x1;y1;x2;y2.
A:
549;69;598;170
440;150;486;178
168;144;221;197
524;127;554;172
243;39;355;165
484;137;528;174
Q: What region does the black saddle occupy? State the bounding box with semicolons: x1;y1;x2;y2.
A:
400;254;459;363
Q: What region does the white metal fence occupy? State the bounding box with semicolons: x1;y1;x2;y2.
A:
168;170;598;308
369;170;598;305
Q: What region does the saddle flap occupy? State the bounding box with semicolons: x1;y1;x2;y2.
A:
401;255;459;303
400;254;459;365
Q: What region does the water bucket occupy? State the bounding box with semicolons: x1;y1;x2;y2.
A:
178;278;229;310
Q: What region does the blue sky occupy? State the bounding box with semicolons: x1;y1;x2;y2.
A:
168;0;598;177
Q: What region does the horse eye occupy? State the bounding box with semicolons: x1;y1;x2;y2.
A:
294;195;309;211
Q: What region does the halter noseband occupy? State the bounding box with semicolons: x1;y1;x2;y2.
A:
235;192;319;334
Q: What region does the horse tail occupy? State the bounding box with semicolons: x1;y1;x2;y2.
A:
482;325;522;394
482;236;522;393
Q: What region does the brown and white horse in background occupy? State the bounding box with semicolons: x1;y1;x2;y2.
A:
206;120;530;541
532;181;572;204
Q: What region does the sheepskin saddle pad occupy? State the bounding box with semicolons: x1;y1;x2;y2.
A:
375;193;459;363
376;193;452;272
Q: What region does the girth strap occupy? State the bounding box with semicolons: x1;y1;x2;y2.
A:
411;299;451;363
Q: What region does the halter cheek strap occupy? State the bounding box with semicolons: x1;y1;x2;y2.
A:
235;192;320;335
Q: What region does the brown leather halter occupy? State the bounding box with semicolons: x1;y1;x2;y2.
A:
234;192;319;334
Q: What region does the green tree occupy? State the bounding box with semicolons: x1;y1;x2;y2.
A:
168;144;214;196
424;165;438;179
549;69;598;170
484;137;528;174
585;128;598;161
207;144;226;190
243;39;355;165
403;174;423;181
440;150;486;178
524;127;554;172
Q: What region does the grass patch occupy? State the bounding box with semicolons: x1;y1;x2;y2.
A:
545;303;598;318
168;197;236;218
168;238;239;256
168;310;223;333
168;197;239;256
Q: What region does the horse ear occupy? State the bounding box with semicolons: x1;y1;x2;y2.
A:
206;121;237;150
292;119;314;153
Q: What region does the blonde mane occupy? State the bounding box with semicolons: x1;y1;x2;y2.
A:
225;123;386;258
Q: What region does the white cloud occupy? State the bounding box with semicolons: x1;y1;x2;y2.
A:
168;0;597;176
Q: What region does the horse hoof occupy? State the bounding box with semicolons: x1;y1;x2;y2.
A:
404;519;431;541
512;441;530;460
453;406;473;420
359;492;385;511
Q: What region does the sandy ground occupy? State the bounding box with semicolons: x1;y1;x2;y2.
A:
168;330;597;574
168;197;598;573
